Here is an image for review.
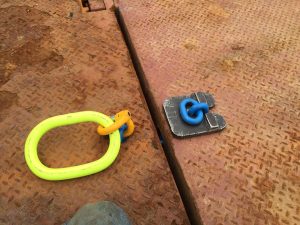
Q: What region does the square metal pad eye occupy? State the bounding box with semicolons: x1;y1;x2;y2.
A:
163;92;226;137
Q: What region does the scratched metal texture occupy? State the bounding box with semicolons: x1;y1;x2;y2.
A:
119;0;300;224
0;1;189;224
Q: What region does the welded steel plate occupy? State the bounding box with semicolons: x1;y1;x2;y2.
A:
119;1;300;224
163;92;226;137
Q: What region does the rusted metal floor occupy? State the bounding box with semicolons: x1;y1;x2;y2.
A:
0;1;189;225
119;0;300;225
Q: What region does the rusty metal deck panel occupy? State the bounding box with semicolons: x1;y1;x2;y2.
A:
0;1;189;224
119;1;300;224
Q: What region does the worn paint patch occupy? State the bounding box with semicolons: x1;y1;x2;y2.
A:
0;6;63;77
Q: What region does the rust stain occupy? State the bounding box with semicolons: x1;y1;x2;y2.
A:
221;55;242;71
207;3;230;19
119;0;300;224
0;2;189;225
0;91;18;112
0;91;18;122
0;6;63;75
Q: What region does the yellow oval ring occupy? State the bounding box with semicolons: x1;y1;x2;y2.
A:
24;111;121;181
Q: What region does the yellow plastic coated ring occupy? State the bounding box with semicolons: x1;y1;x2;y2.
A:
24;111;121;181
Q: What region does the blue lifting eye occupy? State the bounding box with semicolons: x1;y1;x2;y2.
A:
179;98;209;125
119;124;128;143
111;116;128;142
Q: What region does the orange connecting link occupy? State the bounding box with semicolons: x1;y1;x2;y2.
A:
97;110;134;137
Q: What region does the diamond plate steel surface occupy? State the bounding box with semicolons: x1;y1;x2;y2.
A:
0;1;189;224
119;0;300;224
